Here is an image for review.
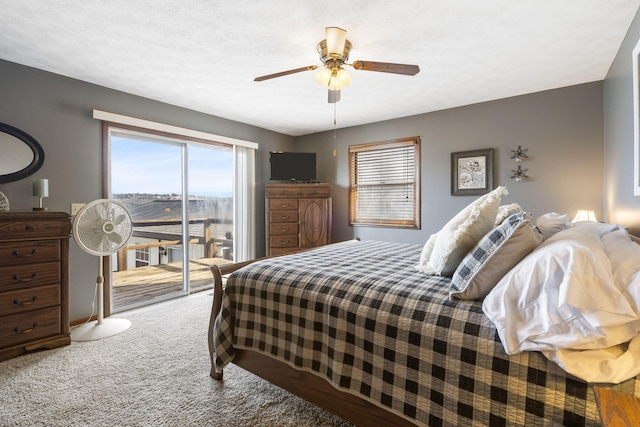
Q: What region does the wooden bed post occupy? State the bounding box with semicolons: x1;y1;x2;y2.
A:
208;265;224;380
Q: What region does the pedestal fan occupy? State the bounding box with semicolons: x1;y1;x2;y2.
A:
71;199;133;341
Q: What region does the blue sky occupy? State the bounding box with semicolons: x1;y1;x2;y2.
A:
110;136;233;197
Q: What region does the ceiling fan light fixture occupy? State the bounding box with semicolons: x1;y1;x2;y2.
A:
315;67;351;90
325;27;347;57
315;67;333;86
317;39;352;64
331;68;352;90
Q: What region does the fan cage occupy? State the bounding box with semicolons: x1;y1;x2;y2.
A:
73;199;133;256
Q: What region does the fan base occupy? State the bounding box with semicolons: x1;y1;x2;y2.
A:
71;318;132;342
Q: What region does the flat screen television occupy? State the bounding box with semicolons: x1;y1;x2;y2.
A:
269;152;317;182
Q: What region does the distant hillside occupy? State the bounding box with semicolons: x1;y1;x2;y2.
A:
113;194;233;221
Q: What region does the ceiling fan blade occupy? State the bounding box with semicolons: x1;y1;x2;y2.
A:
351;60;420;76
328;89;341;103
254;65;318;82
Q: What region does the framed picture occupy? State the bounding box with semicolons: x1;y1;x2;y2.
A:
451;148;494;196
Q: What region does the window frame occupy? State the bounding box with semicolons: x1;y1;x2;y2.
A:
135;247;150;268
348;136;421;229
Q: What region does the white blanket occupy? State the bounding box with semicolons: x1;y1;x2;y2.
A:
483;224;640;383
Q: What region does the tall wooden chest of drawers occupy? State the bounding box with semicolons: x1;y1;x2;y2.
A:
265;183;332;256
0;211;71;361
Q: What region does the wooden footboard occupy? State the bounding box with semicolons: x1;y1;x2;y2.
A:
207;247;413;427
232;348;416;427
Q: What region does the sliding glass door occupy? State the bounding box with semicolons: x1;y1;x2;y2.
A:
107;128;236;312
186;144;234;292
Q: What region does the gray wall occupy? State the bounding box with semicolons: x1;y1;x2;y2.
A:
0;59;295;321
297;82;604;244
604;7;640;236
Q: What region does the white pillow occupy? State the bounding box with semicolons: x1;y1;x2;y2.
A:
417;186;508;276
494;203;523;226
482;225;640;355
535;212;572;240
417;231;438;270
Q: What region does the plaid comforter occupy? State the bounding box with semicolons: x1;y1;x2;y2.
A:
212;240;640;426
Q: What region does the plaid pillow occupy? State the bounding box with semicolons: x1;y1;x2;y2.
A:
450;212;543;301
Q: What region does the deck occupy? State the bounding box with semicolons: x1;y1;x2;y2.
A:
112;257;232;308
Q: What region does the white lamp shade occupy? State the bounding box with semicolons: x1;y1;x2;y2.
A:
332;68;352;90
316;68;352;90
325;27;347;56
315;67;333;86
33;178;49;198
572;209;598;223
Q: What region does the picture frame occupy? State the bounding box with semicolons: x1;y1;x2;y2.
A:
451;148;494;196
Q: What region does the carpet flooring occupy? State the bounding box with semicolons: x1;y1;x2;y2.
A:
0;291;353;427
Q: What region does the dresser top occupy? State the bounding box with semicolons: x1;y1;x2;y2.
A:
0;211;70;220
265;183;331;197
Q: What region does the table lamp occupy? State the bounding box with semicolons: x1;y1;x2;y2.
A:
33;178;49;211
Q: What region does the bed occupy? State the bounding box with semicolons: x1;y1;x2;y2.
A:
208;188;640;426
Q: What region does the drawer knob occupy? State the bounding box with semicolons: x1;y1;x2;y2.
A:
13;296;38;306
278;240;290;244
24;225;34;232
13;249;38;258
279;215;289;220
278;227;290;232
14;323;39;334
13;272;38;282
281;203;289;207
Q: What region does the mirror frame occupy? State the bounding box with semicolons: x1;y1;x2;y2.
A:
0;122;45;184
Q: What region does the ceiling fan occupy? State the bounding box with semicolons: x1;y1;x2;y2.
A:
254;27;420;103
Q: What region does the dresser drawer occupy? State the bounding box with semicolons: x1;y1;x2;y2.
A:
270;235;299;248
0;262;61;290
0;241;60;267
0;306;61;348
0;284;61;316
269;198;299;211
269;211;298;223
270;223;299;236
0;219;68;239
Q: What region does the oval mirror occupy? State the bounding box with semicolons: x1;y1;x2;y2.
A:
0;123;45;183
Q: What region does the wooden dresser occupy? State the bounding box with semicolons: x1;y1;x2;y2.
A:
0;211;71;361
265;183;332;256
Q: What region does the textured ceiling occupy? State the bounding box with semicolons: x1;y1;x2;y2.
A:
1;1;639;136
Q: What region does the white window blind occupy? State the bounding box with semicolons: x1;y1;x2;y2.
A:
349;137;420;228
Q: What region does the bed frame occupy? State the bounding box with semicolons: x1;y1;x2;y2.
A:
207;258;416;427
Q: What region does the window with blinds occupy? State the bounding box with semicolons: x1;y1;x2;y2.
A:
349;136;421;228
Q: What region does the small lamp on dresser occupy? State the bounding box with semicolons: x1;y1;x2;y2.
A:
32;178;49;211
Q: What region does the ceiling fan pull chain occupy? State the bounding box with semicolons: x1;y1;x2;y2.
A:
333;102;337;157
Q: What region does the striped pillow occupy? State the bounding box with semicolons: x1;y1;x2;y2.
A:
450;212;543;301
